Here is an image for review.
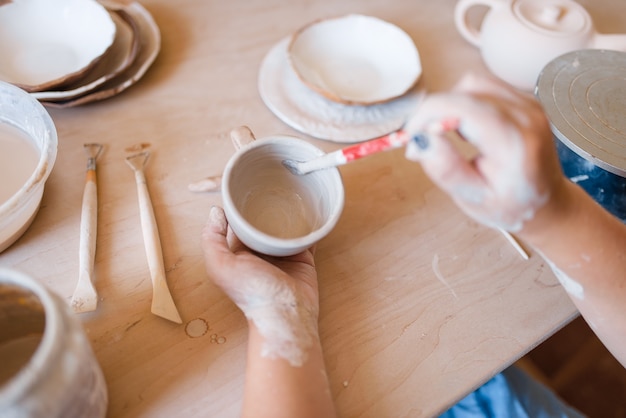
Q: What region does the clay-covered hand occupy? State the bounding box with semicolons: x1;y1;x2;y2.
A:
201;205;320;366
404;73;566;232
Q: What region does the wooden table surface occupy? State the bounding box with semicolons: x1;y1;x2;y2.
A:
3;0;624;416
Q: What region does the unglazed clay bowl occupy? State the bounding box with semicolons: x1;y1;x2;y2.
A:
0;0;116;92
0;81;58;253
222;134;344;256
287;14;422;105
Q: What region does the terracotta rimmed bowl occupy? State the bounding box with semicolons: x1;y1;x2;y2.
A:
287;14;422;106
0;0;116;92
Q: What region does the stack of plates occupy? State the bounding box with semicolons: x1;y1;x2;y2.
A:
0;0;160;108
258;14;424;143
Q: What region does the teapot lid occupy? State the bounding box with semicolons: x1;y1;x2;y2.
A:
514;0;591;35
536;49;626;177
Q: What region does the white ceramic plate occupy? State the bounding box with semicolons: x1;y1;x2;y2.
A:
288;14;422;105
31;10;139;101
0;0;116;92
41;1;160;108
259;38;423;143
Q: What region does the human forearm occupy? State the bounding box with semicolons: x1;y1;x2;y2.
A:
241;321;337;418
519;181;626;365
402;74;626;366
201;206;337;416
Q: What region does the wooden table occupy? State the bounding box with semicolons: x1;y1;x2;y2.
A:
3;0;624;416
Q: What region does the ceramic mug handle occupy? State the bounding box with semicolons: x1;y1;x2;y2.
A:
186;126;257;194
454;0;502;47
230;126;256;150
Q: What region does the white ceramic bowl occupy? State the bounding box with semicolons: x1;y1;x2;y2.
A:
0;81;58;253
222;135;344;257
40;1;162;108
0;0;116;92
287;14;422;105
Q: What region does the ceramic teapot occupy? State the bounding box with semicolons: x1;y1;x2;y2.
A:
454;0;626;90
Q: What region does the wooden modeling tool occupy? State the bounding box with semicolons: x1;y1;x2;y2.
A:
125;151;182;324
71;143;103;313
282;119;459;176
499;228;530;260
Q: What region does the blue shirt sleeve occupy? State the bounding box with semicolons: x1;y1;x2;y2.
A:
439;366;586;418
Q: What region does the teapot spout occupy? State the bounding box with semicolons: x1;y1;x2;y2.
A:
593;34;626;52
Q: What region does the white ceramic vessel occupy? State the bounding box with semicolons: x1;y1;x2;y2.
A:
0;268;108;417
258;37;423;143
454;0;626;90
0;81;57;253
0;0;116;91
288;14;421;105
222;127;344;256
41;1;161;108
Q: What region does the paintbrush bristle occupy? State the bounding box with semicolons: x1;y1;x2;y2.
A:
281;159;304;176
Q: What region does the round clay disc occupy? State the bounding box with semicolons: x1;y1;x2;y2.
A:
536;49;626;177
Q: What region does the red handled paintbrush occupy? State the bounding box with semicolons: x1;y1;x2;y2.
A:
282;119;459;176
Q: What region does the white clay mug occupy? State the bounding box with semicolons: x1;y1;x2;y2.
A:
454;0;626;91
0;268;108;418
221;126;345;257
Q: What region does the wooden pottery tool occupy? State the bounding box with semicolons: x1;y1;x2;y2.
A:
282;119;459;176
499;228;530;260
71;143;103;313
125;151;182;324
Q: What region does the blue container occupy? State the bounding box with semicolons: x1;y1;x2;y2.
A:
555;139;626;222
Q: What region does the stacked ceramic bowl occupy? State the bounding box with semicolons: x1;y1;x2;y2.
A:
258;14;423;143
0;0;160;108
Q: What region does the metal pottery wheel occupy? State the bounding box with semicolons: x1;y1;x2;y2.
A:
536;49;626;221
